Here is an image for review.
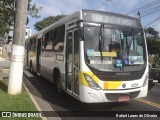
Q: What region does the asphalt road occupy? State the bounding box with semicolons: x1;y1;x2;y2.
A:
23;70;160;120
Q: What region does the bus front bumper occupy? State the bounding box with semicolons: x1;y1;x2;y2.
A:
79;84;148;103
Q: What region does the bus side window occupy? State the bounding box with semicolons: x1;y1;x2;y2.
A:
29;38;36;52
74;30;79;68
33;38;36;52
28;39;32;51
53;25;65;52
42;32;53;51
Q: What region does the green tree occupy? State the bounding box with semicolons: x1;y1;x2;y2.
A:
0;0;14;36
0;0;41;36
34;15;65;31
146;27;160;66
28;2;42;18
145;27;159;39
147;39;160;56
146;27;160;55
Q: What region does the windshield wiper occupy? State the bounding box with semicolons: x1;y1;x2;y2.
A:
98;24;105;63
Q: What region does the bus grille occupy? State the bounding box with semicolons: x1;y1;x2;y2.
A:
105;91;140;101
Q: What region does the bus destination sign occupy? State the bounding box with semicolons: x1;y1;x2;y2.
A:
83;12;140;28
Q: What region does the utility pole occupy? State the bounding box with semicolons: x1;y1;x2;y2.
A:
8;0;28;95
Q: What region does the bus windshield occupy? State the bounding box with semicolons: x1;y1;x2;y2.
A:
84;26;146;72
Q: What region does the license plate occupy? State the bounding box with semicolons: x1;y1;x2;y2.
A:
118;96;130;102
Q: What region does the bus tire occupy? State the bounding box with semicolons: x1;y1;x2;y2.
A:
53;69;63;94
56;77;63;94
29;61;33;74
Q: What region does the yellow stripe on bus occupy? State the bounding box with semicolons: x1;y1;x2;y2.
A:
104;81;122;89
94;52;117;57
79;72;89;87
92;75;99;84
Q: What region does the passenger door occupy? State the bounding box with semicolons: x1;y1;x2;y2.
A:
66;29;79;97
36;39;41;74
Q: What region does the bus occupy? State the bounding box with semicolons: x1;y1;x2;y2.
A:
26;10;148;103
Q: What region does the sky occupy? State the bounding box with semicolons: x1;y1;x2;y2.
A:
28;0;160;35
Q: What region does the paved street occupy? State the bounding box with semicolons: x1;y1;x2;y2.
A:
23;70;160;120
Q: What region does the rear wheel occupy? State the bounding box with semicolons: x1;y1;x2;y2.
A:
29;61;33;73
53;69;63;94
56;77;63;93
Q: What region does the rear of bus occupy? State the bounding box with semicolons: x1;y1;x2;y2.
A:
78;10;148;103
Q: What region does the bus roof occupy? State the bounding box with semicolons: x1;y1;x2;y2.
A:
81;10;141;28
27;10;142;40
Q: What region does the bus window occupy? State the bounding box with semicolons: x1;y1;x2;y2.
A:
29;38;36;52
43;32;53;51
68;32;72;61
74;30;79;68
53;25;65;52
74;30;79;95
28;39;32;51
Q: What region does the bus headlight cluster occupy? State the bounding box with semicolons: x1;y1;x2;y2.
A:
83;73;101;90
142;73;149;87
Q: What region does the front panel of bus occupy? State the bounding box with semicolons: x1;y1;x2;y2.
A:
78;11;148;103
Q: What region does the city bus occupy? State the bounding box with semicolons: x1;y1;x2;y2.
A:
26;10;148;103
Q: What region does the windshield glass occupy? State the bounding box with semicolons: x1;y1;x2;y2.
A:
84;26;146;72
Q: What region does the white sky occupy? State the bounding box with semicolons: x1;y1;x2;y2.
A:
28;0;160;34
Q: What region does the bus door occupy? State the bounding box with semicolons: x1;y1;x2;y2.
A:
36;39;41;74
25;40;29;66
66;29;79;97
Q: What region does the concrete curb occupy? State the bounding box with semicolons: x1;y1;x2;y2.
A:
23;70;62;120
23;83;47;120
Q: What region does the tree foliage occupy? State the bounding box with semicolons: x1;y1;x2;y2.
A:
34;15;65;31
0;0;41;37
147;40;160;55
28;2;42;19
145;27;159;39
146;27;160;65
0;0;14;36
146;27;160;55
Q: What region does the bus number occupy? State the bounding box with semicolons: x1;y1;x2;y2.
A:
131;83;138;88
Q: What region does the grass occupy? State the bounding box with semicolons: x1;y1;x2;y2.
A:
0;79;42;120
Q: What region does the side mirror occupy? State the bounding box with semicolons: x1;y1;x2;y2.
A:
76;20;83;25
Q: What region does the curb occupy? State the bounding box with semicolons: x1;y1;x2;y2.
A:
23;83;47;120
23;70;62;120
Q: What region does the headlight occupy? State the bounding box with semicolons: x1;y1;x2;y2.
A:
142;74;149;87
83;73;101;90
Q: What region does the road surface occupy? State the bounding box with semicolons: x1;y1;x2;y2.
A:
23;70;160;120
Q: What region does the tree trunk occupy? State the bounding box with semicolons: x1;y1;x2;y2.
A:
8;0;28;95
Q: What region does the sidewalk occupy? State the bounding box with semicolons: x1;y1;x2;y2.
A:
0;58;59;120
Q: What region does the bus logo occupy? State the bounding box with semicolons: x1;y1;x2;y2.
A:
122;83;126;88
